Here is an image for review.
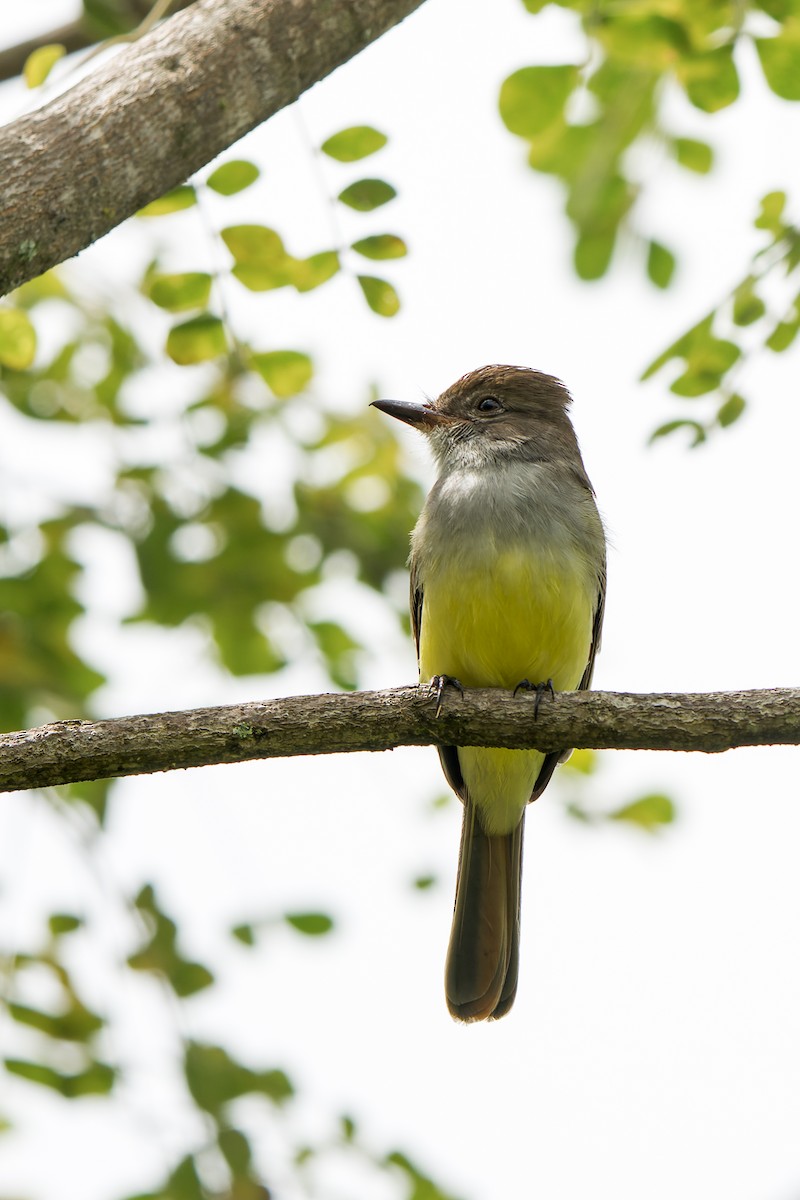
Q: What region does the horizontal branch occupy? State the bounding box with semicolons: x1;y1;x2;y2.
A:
0;0;427;296
1;686;798;794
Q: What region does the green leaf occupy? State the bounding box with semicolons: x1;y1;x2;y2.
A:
23;43;66;87
222;224;286;265
0;518;105;726
646;240;676;289
218;1128;253;1176
4;1060;65;1092
595;14;689;68
48;913;83;936
4;1058;115;1097
163;1156;205;1200
357;275;400;316
231;923;256;946
12;270;68;308
232;264;293;291
309;619;361;688
206;159;260;195
137;185;197;217
755;0;796;16
222;224;295;290
184;1042;293;1116
290;250;341;292
250;349;313;397
7;999;103;1043
351;234;407;260
677;46;739;113
754;190;787;234
766;318;799;352
609;793;675;832
147;272;212;312
385;1149;456;1200
642;315;710;380
0;308;36;369
321;126;388;162
673;136;714;174
128;885;215;997
166;314;227;364
574;231;616;280
340;1114;357;1141
755;29;800;100
732;279;766;326
670;369;724;397
413;875;437;890
648;419;707;447
561;748;598;776
717;392;746;427
499;65;578;138
338;178;397;211
284;912;335;936
643;315;740;392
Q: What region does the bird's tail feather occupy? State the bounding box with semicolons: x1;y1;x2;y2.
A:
445;798;524;1021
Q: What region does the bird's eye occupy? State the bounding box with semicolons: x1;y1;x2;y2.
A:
477;396;503;413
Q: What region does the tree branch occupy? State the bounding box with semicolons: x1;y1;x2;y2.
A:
1;686;798;794
0;0;427;297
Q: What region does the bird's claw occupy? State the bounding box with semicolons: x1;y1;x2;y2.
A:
429;674;464;718
513;677;555;718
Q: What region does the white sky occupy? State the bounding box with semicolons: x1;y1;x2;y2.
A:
1;2;800;1199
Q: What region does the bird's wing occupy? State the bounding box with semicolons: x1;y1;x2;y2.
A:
409;557;423;661
578;559;606;692
410;558;467;801
533;556;606;800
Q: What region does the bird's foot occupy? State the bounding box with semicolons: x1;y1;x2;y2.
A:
513;677;555;718
429;674;464;719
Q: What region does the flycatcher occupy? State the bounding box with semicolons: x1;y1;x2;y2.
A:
372;365;606;1021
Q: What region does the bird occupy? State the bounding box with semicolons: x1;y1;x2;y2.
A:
372;365;606;1021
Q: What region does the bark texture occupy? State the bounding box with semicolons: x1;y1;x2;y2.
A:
0;0;427;296
1;686;798;793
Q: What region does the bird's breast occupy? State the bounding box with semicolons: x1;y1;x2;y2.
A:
418;547;594;690
413;465;601;691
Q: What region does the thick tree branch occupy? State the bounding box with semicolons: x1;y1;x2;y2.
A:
0;0;427;297
1;686;798;794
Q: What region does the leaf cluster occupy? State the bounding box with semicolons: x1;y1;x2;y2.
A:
643;191;800;444
499;0;800;284
0;888;457;1200
0;143;421;744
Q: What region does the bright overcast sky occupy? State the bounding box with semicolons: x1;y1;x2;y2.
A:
2;2;800;1199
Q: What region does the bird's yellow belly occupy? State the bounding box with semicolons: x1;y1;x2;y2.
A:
418;547;595;834
419;548;594;691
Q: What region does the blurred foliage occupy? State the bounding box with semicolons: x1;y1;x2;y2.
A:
23;43;66;87
644;191;800;443
563;749;677;832
78;0;194;40
499;0;799;284
0;123;429;1196
127;884;215;996
0;139;416;740
1;901;446;1200
2;913;115;1099
500;0;800;440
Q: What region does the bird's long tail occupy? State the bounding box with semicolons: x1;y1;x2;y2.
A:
444;798;524;1021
